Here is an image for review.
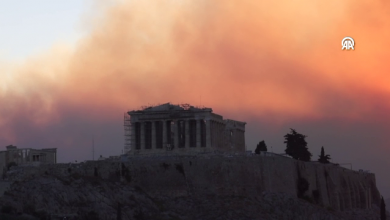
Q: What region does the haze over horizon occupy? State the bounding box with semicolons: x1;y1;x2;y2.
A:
1;0;390;198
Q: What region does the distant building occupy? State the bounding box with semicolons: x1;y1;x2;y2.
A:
98;155;107;161
124;103;246;155
0;145;57;172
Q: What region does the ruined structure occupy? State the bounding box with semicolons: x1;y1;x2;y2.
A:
0;145;57;174
124;103;246;154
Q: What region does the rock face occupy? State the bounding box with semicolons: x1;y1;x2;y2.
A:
0;154;382;219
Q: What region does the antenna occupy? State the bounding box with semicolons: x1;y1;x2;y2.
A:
92;137;95;161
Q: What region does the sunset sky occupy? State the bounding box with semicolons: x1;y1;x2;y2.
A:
1;0;390;197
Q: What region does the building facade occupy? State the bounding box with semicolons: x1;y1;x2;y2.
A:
0;145;57;174
125;103;246;155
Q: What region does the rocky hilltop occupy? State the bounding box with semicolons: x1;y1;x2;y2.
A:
0;153;384;219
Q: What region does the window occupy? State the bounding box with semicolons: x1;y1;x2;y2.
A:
32;155;40;161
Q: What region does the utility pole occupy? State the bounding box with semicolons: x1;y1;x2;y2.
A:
92;137;95;161
120;160;123;182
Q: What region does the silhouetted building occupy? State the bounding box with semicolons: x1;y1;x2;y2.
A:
0;145;57;173
124;103;246;155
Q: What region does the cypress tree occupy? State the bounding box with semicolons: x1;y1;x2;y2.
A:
318;146;331;163
255;140;268;154
284;129;312;161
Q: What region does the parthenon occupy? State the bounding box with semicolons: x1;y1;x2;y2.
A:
124;103;246;155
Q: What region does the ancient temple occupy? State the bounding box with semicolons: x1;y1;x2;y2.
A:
125;103;246;155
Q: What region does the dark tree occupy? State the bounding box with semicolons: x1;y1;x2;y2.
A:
284;129;312;161
381;196;386;220
255;140;268;154
318;146;331;164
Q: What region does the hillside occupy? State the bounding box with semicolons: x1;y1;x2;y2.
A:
0;175;383;220
0;153;384;219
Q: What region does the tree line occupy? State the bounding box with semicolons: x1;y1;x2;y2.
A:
254;129;388;219
254;128;331;163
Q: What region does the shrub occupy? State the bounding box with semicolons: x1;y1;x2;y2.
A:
175;164;185;176
297;177;309;198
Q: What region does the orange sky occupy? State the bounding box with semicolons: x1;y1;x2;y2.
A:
1;0;390;196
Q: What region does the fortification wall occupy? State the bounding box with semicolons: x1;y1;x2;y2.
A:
4;153;380;211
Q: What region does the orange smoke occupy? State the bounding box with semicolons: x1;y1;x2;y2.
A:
0;0;390;141
2;0;390;197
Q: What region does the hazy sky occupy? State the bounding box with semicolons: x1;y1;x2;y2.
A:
0;1;87;61
0;0;390;197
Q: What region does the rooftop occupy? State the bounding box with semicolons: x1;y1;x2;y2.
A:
129;103;212;114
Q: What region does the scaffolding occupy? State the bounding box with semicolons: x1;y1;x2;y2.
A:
124;113;131;153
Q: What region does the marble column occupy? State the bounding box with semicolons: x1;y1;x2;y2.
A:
185;120;190;148
206;119;212;149
196;119;201;148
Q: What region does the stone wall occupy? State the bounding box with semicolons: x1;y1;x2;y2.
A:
4;153;380;211
224;120;246;152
